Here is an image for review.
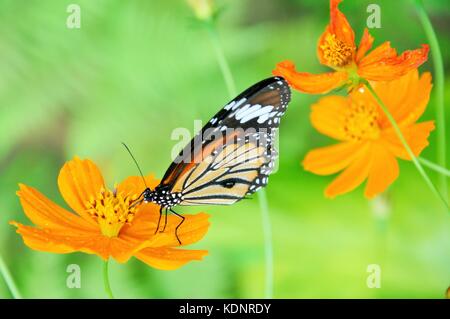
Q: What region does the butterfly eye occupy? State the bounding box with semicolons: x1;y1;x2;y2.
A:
221;179;236;189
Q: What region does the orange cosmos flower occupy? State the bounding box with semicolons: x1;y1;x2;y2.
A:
273;0;429;94
303;69;434;198
10;157;210;270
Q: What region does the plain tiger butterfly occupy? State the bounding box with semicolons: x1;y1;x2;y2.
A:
125;76;291;243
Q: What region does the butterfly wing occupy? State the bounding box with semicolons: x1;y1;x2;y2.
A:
159;76;291;205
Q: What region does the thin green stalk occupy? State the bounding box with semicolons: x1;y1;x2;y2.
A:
414;0;448;199
365;81;449;212
370;194;390;298
419;157;450;177
206;23;274;298
103;259;114;299
258;188;274;299
206;24;237;99
0;253;22;299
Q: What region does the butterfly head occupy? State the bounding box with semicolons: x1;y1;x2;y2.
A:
142;187;154;203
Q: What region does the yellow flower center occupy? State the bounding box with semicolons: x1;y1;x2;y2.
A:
343;97;380;141
86;186;139;238
320;34;354;68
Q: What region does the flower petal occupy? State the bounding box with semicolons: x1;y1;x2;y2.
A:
370;70;432;128
329;0;355;47
10;222;109;258
310;95;349;140
11;221;145;262
10;222;77;254
364;143;399;199
58;157;105;223
348;70;432;131
391;71;432;126
381;121;435;160
325;142;371;198
317;8;355;69
357;41;397;67
273;60;348;94
116;174;159;197
135;247;208;270
109;237;149;263
120;203;210;248
356;28;374;63
303;142;364;175
16;184;97;232
358;44;429;81
119;202;161;236
149;212;210;248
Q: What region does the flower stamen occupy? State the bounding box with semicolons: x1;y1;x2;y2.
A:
86;186;139;238
320;34;354;68
343;98;380;141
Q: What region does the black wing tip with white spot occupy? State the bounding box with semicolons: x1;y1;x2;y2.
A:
233;76;290;102
217;76;291;129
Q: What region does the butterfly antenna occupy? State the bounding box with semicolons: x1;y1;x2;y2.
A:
121;142;148;189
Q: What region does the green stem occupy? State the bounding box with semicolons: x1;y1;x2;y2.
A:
206;22;274;298
370;194;390;298
103;259;114;299
206;23;237;99
0;253;22;299
365;81;449;212
258;188;274;299
419;157;450;177
413;0;448;199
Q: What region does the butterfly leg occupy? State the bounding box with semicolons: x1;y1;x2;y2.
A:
170;208;185;245
160;208;168;233
154;206;163;234
129;197;144;209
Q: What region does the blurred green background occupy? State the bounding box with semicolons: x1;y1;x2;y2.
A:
0;0;449;298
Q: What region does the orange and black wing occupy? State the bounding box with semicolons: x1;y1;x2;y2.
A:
159;76;291;205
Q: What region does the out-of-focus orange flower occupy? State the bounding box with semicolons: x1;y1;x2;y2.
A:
273;0;429;94
11;157;210;270
303;70;434;198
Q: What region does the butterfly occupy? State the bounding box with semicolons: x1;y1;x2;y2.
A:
128;76;291;244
